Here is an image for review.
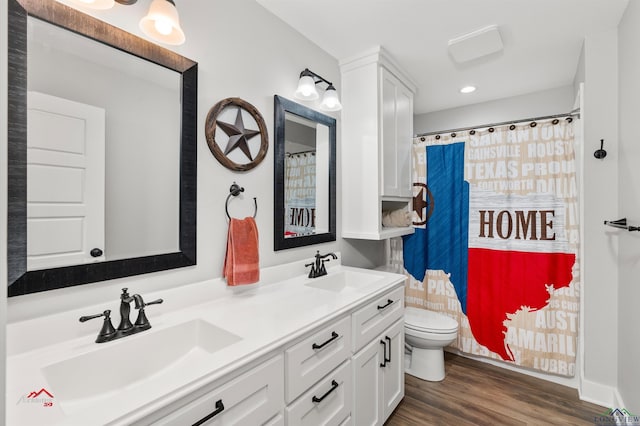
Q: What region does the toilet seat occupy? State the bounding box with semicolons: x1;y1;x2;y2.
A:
404;307;458;334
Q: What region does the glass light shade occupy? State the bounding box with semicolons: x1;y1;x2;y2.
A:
320;86;342;111
295;75;319;101
63;0;116;10
139;0;186;46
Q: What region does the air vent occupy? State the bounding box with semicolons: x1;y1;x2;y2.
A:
448;25;503;63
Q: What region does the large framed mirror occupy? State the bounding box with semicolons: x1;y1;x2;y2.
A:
273;95;336;251
7;0;198;297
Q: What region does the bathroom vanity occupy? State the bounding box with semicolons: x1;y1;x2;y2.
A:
6;260;405;425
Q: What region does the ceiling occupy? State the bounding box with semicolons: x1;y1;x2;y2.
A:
256;0;629;115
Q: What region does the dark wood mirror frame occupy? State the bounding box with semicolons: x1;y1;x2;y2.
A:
7;0;198;297
273;95;336;251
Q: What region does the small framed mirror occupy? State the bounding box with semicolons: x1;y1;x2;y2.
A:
273;95;336;251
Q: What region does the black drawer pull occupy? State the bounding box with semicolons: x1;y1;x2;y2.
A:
312;380;339;403
385;336;392;364
193;399;224;426
380;339;387;367
312;331;339;350
377;299;393;310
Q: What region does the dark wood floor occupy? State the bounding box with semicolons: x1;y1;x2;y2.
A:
385;352;606;425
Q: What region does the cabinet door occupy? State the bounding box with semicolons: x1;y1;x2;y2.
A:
394;82;413;198
381;319;405;420
380;68;413;198
352;337;383;426
154;355;284;426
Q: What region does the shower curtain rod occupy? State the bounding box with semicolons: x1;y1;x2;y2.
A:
414;108;581;138
286;149;316;157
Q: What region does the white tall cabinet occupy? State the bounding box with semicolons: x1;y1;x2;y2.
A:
340;47;416;240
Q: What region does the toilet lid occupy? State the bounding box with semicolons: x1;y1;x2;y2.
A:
405;307;458;333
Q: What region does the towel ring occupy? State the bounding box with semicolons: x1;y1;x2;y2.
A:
225;182;257;219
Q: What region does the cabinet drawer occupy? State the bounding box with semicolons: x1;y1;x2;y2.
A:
285;360;352;426
352;286;404;352
153;355;284;426
285;315;351;403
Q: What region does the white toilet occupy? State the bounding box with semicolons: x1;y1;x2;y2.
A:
404;307;459;382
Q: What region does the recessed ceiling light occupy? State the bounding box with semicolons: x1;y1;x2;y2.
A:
460;86;476;94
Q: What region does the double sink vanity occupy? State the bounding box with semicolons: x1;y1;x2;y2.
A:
5;2;409;425
7;259;406;425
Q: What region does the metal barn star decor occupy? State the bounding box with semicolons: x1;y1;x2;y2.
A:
412;182;434;226
205;97;268;171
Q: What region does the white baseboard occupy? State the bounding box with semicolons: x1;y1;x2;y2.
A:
613;388;626;409
579;378;617;408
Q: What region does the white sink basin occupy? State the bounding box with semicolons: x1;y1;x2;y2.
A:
304;270;382;292
42;319;241;411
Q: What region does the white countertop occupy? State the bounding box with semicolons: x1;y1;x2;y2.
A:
6;261;405;426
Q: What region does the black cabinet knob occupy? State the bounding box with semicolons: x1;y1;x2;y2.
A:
90;248;103;257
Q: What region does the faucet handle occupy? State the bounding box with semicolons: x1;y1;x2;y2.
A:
319;259;329;275
79;310;116;343
132;294;163;309
305;262;316;278
133;296;164;330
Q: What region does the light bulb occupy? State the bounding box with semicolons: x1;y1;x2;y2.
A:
294;75;319;101
139;0;185;45
320;85;342;111
154;18;173;36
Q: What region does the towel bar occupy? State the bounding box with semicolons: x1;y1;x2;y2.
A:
604;218;639;232
225;182;257;219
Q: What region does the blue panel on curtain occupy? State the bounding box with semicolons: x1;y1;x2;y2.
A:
403;142;469;314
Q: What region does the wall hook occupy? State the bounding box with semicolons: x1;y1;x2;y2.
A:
594;139;607;159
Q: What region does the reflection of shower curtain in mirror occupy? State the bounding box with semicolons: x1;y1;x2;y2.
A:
284;153;316;237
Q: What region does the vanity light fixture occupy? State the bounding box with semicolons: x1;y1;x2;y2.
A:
294;68;342;111
59;0;186;46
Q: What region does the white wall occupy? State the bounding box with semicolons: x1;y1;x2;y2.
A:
414;85;575;135
577;29;620;405
6;0;343;322
617;0;640;412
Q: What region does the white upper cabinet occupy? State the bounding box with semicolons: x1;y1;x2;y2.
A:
380;68;413;198
340;47;416;240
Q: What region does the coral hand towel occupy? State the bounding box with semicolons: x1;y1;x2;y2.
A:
224;217;260;286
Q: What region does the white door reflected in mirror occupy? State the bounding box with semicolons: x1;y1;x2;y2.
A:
27;92;106;271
